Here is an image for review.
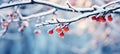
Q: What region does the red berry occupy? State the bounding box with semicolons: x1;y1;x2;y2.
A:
6;14;10;17
97;16;106;22
34;30;40;35
99;16;106;22
91;16;97;20
108;15;113;22
63;26;69;32
2;22;9;28
48;29;53;35
59;32;64;38
61;23;64;26
10;14;14;17
56;27;62;33
13;15;16;18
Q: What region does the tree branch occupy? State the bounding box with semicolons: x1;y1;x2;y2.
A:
0;0;94;13
16;8;57;20
0;0;120;36
35;6;120;27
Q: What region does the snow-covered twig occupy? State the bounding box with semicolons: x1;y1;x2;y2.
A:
0;0;119;13
0;0;119;20
16;8;57;20
102;0;120;9
0;0;95;13
0;0;120;36
35;6;120;27
0;0;119;26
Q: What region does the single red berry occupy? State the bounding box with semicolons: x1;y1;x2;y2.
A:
99;16;106;22
48;29;53;35
107;15;113;22
6;14;10;17
61;23;64;26
10;14;14;17
18;28;24;32
56;27;62;33
13;15;16;18
63;26;69;32
2;22;9;28
91;16;97;21
59;32;64;38
97;16;105;22
34;30;40;35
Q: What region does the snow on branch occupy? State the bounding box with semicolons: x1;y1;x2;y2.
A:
35;1;120;27
0;0;95;13
0;0;119;13
16;8;57;20
0;0;119;20
0;0;120;37
0;0;119;21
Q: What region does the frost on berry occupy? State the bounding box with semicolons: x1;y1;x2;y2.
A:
21;21;29;27
18;25;26;32
18;27;24;32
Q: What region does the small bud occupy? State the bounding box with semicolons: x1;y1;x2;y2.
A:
21;21;29;27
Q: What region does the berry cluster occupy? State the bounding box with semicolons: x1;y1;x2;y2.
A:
91;14;113;22
47;24;70;38
6;14;17;18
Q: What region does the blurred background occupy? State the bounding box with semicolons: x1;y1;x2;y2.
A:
0;0;120;54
